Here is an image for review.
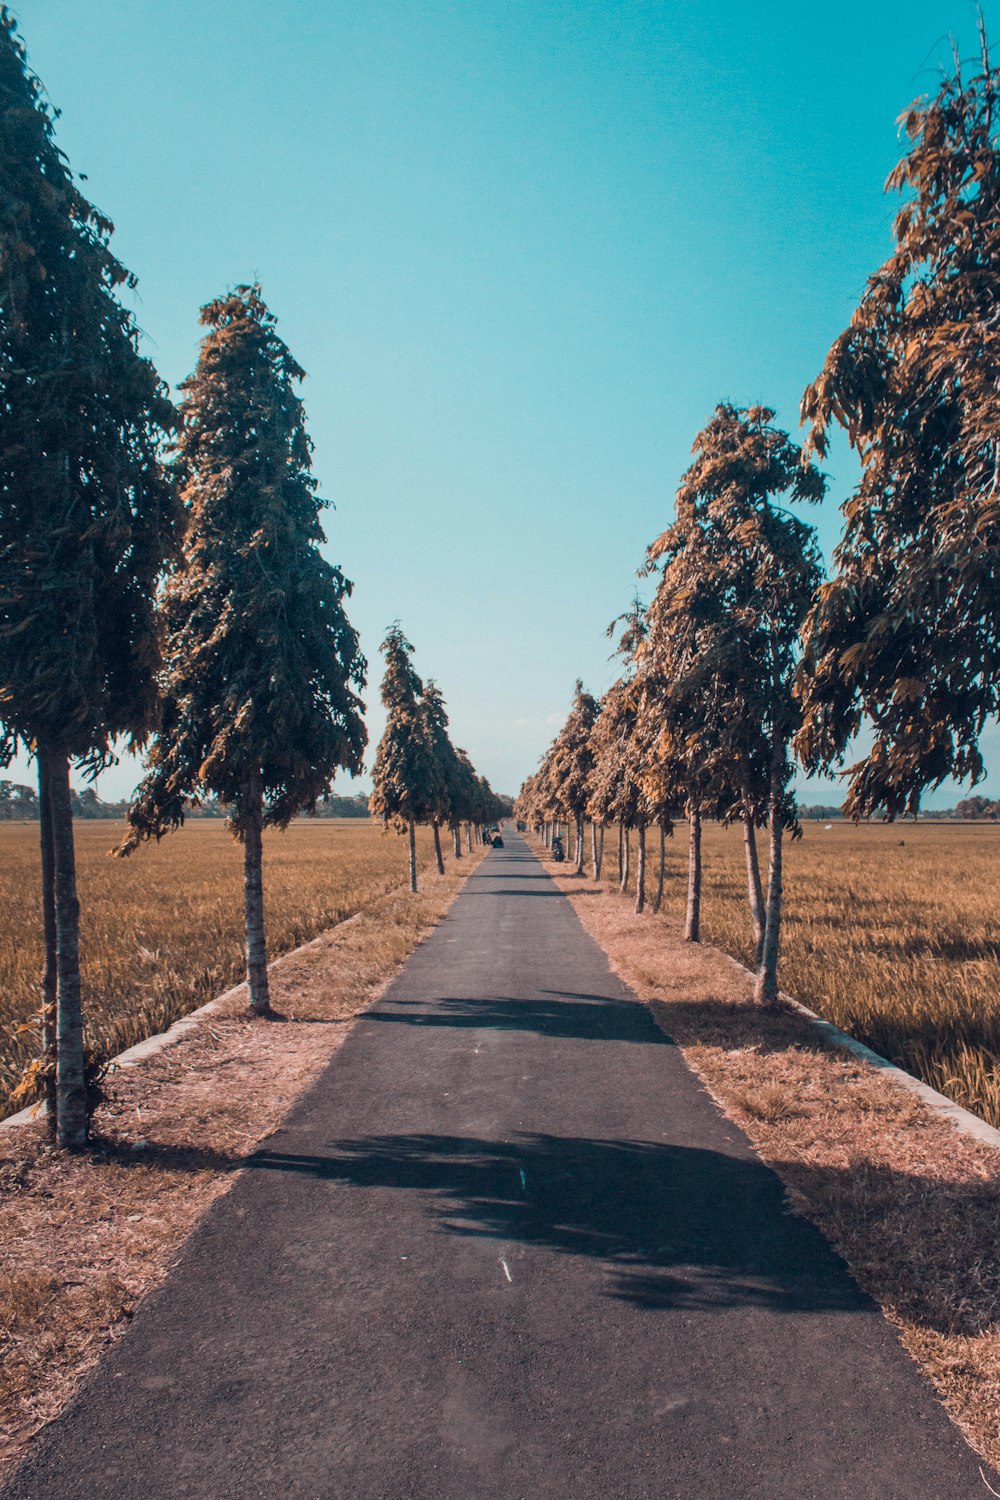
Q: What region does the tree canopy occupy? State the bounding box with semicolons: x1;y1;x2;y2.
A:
797;36;1000;817
369;624;441;836
0;7;179;1144
123;284;366;847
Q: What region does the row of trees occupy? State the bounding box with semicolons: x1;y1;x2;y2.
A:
520;31;1000;1004
369;625;510;888
517;402;822;1003
0;14;497;1148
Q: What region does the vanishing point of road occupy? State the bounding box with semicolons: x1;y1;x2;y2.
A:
4;831;994;1499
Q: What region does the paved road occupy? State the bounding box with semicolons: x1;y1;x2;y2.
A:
5;832;994;1499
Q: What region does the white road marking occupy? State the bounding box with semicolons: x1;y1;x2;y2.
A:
499;1258;512;1282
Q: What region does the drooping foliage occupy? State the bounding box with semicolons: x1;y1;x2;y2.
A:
0;9;179;1144
122;284;366;1014
797;34;1000;817
369;625;442;890
544;681;600;872
643;404;823;994
420;679;464;871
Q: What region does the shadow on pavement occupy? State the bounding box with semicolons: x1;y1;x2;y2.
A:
247;1129;866;1317
366;992;667;1043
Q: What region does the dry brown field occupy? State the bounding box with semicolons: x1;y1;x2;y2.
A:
603;818;1000;1127
0;818;443;1120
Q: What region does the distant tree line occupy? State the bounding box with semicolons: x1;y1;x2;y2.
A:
0;778;373;822
518;28;1000;1002
953;797;1000;822
798;800;1000;821
0;781;126;820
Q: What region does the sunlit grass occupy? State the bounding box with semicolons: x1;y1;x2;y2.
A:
622;819;1000;1126
0;818;443;1118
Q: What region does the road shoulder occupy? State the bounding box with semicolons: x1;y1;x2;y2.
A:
544;852;1000;1479
0;847;486;1483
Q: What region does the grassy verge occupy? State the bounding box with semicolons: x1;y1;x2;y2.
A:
542;845;1000;1476
0;841;486;1481
0;818;446;1118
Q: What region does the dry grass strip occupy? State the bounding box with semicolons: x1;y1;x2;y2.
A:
0;847;486;1482
544;853;1000;1474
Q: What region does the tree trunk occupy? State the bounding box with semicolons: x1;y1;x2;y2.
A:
432;820;445;875
466;822;472;852
44;746;87;1148
635;820;647;914
617;822;623;883
452;821;462;858
37;754;58;1137
244;771;273;1017
575;815;585;875
408;816;418;892
685;805;701;943
620;824;631;893
652;819;666;915
755;759;785;1004
743;813;766;968
591;820;601;880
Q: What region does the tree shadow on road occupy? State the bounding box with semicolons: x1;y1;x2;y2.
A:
365;992;668;1043
247;1129;870;1318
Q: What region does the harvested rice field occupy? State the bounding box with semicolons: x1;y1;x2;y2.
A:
0;818;445;1119
599;819;1000;1127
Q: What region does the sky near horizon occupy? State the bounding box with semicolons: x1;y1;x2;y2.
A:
6;0;1000;808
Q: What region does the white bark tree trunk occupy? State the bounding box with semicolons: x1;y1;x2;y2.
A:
37;754;58;1135
652;819;666;914
620;824;631;893
45;745;87;1147
685;805;701;943
635;820;647;914
743;813;766;968
244;770;273;1018
755;757;784;1004
408;816;418;892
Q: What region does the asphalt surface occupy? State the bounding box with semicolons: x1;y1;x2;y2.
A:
5;831;994;1499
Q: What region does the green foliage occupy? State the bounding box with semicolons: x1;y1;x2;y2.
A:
954;796;1000;821
0;6;179;764
124;284;366;845
797;34;1000;817
310;793;371;819
0;779;37;819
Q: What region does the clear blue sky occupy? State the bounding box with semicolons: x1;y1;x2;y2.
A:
7;0;999;806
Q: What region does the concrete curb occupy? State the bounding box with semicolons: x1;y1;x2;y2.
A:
724;954;1000;1154
0;912;366;1133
